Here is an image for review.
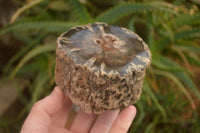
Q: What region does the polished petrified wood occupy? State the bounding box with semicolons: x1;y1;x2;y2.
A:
55;22;151;114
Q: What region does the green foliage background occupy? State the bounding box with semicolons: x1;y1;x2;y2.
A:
0;0;200;132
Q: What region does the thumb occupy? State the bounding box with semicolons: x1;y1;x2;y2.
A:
21;87;65;133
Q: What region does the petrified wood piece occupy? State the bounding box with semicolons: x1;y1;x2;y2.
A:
55;22;151;114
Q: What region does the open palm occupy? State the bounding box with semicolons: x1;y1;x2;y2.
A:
20;87;136;133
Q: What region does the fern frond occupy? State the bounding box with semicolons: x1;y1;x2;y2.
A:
0;21;79;35
154;69;196;110
143;80;167;118
70;0;92;23
10;43;56;78
174;13;200;27
95;3;177;23
10;0;45;23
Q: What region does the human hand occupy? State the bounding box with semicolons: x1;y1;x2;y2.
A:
20;87;136;133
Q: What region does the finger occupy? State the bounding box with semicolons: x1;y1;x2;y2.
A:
70;110;97;133
49;126;72;133
51;96;72;127
109;105;137;133
90;110;120;133
21;87;64;133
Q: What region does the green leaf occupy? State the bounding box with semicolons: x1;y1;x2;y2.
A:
175;28;200;39
48;0;70;11
143;80;167;118
186;55;200;66
133;102;145;130
152;57;184;72
128;17;147;32
0;21;79;35
174;72;200;100
191;0;200;5
157;28;200;51
144;115;159;133
152;55;200;100
128;17;136;32
10;0;46;23
10;43;56;78
174;13;200;27
152;55;186;72
172;43;200;54
147;23;155;51
3;33;48;76
16;84;29;106
150;1;177;9
32;71;49;103
70;0;92;23
154;69;196;109
95;3;177;23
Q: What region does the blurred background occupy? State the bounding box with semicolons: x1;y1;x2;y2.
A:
0;0;200;132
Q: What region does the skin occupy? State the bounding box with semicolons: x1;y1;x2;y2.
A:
20;87;137;133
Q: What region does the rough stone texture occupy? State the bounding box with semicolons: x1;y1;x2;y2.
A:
55;22;151;114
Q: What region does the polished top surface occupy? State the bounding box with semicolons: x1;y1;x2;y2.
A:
58;23;151;75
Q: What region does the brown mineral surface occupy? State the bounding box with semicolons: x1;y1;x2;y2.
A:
55;22;151;114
